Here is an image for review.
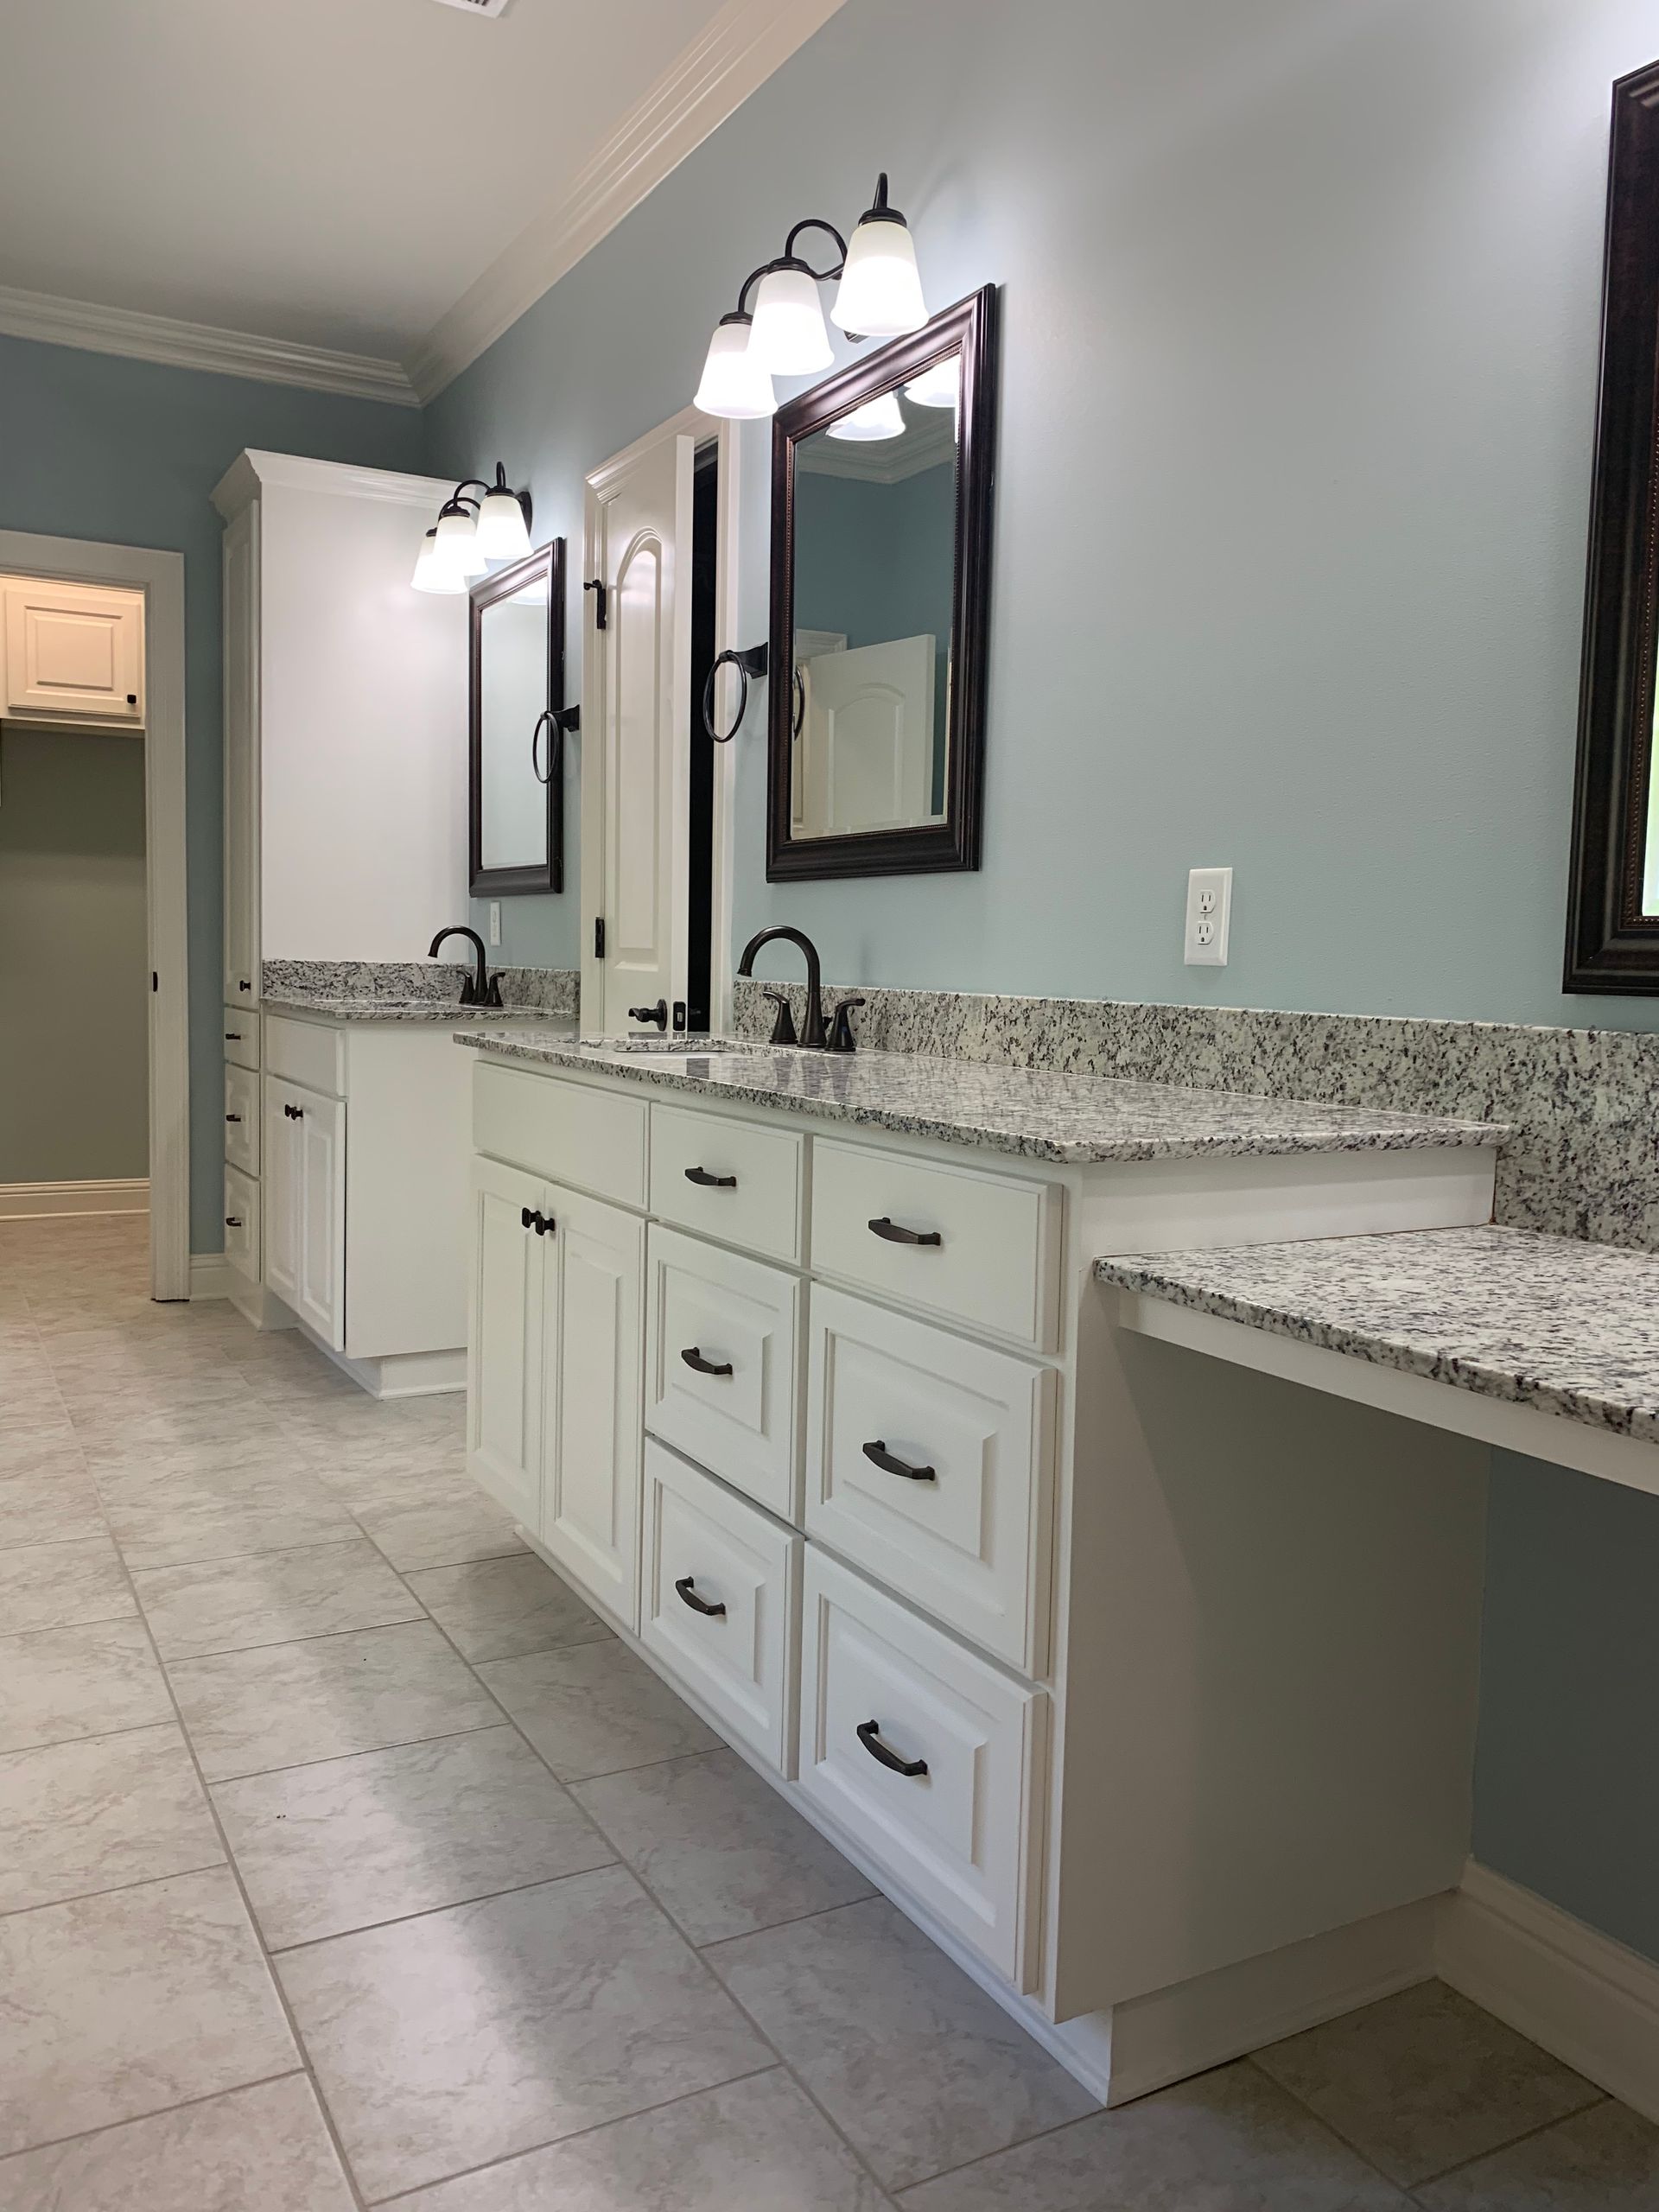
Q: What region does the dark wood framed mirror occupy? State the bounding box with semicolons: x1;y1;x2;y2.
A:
1567;63;1659;990
469;537;566;897
766;284;998;880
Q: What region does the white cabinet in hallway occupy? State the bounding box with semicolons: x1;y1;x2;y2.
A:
1;575;145;726
263;1076;345;1350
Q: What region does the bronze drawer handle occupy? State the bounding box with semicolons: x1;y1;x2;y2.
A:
868;1217;941;1247
857;1719;928;1777
680;1347;734;1377
674;1575;726;1618
861;1439;936;1483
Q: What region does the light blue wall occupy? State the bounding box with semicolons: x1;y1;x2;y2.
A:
0;334;423;1250
423;0;1659;1969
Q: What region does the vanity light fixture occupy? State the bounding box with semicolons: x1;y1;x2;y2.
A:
827;391;906;442
411;463;533;590
694;174;928;422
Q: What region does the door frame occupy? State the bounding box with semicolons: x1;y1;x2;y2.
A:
0;529;189;1301
581;406;741;1035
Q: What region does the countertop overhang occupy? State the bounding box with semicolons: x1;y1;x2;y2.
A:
263;997;571;1027
1099;1224;1659;1493
454;1027;1506;1166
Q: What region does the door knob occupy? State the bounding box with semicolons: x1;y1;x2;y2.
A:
627;1000;669;1031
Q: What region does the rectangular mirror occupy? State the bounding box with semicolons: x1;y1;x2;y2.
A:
470;538;565;896
767;285;997;879
1567;64;1659;988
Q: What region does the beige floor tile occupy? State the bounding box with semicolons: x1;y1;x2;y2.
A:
276;1864;772;2200
0;1866;297;2155
168;1618;500;1781
0;1534;134;1632
214;1724;613;1948
0;1618;171;1752
0;1459;106;1547
705;1897;1096;2190
0;2074;354;2211
405;1551;611;1661
901;2058;1408;2209
99;1465;359;1572
399;2069;892;2209
575;1748;874;1944
1253;1981;1602;2187
133;1535;423;1657
1415;2095;1659;2209
0;1722;223;1914
349;1482;525;1571
83;1413;296;1480
480;1638;719;1782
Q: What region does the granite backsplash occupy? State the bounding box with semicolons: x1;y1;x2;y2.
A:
262;960;580;1017
732;980;1659;1251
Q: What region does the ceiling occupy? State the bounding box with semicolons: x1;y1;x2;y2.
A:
0;0;823;388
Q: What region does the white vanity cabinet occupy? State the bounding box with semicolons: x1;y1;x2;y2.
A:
464;1050;1499;2108
263;1074;346;1348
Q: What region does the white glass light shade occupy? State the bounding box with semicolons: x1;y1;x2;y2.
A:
905;358;959;408
830;216;926;337
411;530;466;594
827;391;906;442
694;317;777;419
748;265;834;374
474;486;532;560
434;505;487;579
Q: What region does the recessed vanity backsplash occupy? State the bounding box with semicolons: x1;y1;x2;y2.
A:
732;979;1659;1250
262;958;580;1017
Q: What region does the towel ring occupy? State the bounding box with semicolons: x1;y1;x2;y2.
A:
701;644;805;743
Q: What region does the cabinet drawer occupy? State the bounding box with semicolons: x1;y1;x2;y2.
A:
798;1548;1046;1988
645;1225;802;1522
810;1139;1061;1351
223;1163;260;1283
264;1014;346;1098
474;1062;646;1211
641;1440;801;1775
221;1007;260;1072
223;1064;260;1176
649;1102;804;1264
807;1286;1055;1672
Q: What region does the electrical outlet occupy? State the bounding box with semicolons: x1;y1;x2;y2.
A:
1184;868;1232;966
487;901;501;948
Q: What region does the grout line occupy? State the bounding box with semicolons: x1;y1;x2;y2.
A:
0;1849;232;1922
190;1719;508;1790
0;2069;315;2170
1400;2089;1611;2190
145;1608;433;1666
264;1859;627;1957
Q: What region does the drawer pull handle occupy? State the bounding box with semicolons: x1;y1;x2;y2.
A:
224;1032;241;1041
680;1347;734;1376
520;1207;554;1236
283;1103;304;1120
239;980;251;992
674;1575;727;1618
684;1166;737;1189
868;1216;941;1247
225;1112;242;1124
225;1215;243;1229
861;1439;936;1483
857;1719;928;1777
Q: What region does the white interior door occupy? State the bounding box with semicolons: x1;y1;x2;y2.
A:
582;415;698;1037
798;632;936;837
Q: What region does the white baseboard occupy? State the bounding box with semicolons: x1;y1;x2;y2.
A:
0;1178;149;1219
1438;1860;1659;2125
189;1252;234;1299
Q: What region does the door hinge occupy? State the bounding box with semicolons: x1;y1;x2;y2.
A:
583;578;608;630
594;917;605;960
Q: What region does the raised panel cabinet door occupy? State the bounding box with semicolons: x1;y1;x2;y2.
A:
295;1089;346;1350
222;504;261;1002
543;1184;645;1629
262;1078;303;1311
3;579;144;722
467;1158;550;1530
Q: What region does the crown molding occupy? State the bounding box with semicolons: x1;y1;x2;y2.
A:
797;406;958;484
0;283;420;408
406;0;848;403
212;449;460;523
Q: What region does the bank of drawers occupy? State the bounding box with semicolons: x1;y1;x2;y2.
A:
223;1007;262;1286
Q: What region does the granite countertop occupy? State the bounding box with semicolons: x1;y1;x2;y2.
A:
1097;1224;1659;1443
454;1028;1506;1166
264;995;571;1027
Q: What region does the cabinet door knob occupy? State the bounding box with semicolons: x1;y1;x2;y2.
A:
239;980;252;992
861;1439;936;1483
857;1719;928;1777
519;1206;554;1236
224;1032;241;1042
225;1113;242;1124
683;1166;737;1189
225;1215;243;1228
868;1216;942;1247
674;1575;727;1618
125;692;137;706
679;1347;734;1377
283;1103;303;1120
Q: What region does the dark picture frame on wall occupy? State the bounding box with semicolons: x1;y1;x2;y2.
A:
766;283;999;880
1566;61;1659;991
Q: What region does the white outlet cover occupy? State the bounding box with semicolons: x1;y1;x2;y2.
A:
488;901;502;948
1185;868;1232;966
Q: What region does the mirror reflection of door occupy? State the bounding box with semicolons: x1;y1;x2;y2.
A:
478;573;550;874
789;357;958;841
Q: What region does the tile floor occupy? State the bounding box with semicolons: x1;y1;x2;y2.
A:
2;1213;1656;2209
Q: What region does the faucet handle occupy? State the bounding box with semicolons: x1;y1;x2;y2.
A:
760;989;798;1046
826;996;866;1054
484;976;504;1007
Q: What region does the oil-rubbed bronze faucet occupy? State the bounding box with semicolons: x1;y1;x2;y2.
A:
737;926;827;1048
428;926;502;1007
